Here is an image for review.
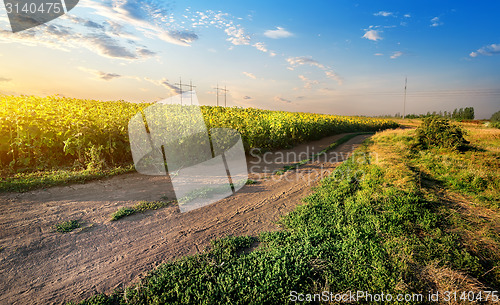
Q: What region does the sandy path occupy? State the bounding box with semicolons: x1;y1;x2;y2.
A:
0;133;371;305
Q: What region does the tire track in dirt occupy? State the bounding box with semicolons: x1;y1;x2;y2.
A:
0;133;372;305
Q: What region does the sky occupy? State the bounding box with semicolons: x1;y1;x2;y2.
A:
0;0;499;118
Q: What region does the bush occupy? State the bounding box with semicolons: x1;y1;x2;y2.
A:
54;220;81;233
491;110;500;123
414;116;468;150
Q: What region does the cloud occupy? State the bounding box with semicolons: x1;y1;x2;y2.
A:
374;11;394;17
374;53;384;56
298;75;319;89
254;42;267;53
287;56;343;85
159;30;198;46
390;51;403;59
243;96;252;100
137;48;156;57
0;77;11;82
363;29;382;41
324;71;343;85
225;26;251;45
430;17;443;27
274;96;292;104
264;27;293;39
84;33;137;59
80;0;198;47
404;14;411;18
470;44;500;57
0;15;157;61
145;77;182;94
242;72;256;79
287;56;325;69
84;20;105;30
79;67;122;80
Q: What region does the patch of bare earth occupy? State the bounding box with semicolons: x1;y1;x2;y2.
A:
0;133;372;305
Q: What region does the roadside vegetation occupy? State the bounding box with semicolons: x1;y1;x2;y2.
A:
110;201;174;221
70;119;500;304
0;95;397;192
53;220;81;233
490;110;500;129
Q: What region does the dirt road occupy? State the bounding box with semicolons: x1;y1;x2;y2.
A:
0;133;372;305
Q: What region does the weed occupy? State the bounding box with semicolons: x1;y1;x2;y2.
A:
54;220;81;233
110;201;173;221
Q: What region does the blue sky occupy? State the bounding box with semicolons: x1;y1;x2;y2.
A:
0;0;499;118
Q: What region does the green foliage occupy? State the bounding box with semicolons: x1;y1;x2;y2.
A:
54;220;81;233
491;110;500;123
0;165;133;192
414;116;468;150
73;136;492;304
0;95;397;177
404;106;475;120
110;201;172;221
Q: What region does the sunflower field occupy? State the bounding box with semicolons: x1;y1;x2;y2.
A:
0;95;398;175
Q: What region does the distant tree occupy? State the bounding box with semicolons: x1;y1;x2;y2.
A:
464;107;475;120
491;110;500;122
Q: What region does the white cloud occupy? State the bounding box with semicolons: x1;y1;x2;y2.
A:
242;72;256;79
374;53;384;56
225;26;250;45
287;56;343;86
253;42;267;53
430;17;443;27
264;27;293;39
274;96;292;103
79;0;198;47
374;11;394;17
287;56;325;69
390;51;403;59
404;14;411;18
469;44;500;57
362;29;382;41
298;75;319;89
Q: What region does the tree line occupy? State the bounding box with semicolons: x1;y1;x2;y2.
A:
386;107;475;120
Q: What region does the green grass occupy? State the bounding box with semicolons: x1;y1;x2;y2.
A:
72;129;499;304
274;132;373;175
54;220;81;233
111;200;174;221
0;164;134;193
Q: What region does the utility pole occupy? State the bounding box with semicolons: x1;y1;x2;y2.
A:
174;77;184;105
188;80;196;105
175;78;197;105
213;83;228;107
403;76;407;119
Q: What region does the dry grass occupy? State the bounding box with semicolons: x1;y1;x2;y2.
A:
419;263;486;305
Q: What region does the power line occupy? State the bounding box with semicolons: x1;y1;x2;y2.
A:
213;83;229;106
174;78;197;105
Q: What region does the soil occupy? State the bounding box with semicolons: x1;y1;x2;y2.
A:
0;133;372;305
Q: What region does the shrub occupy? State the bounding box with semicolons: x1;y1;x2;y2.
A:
491;110;500;122
414;116;468;150
54;220;81;233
